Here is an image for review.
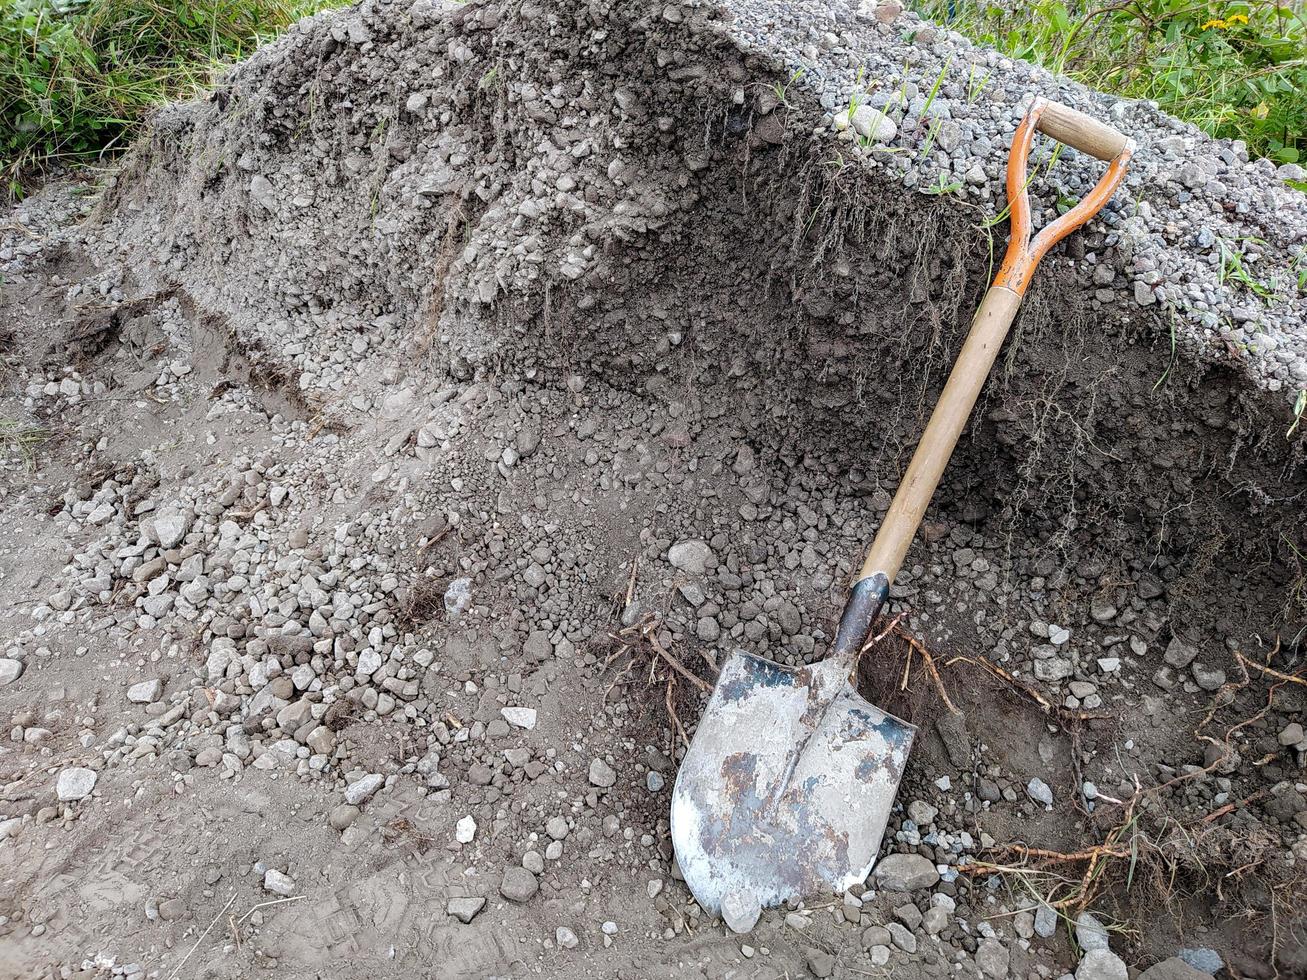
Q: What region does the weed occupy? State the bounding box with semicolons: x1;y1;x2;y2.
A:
1218;237;1277;301
1153;307;1178;392
0;416;49;468
1;0;348;193
921;56;951;117
911;0;1307;164
770;66;805;108
1289;389;1306;439
922;171;962;195
966;64;990;103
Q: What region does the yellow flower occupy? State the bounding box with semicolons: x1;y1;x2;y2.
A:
1200;17;1228;29
1227;13;1249;25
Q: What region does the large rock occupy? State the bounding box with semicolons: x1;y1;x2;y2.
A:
0;658;24;687
344;772;384;805
146;507;192;549
1138;958;1211;980
500;866;538;902
721;888;761;934
588;757;616;787
127;678;163;703
975;938;1010;978
1075;911;1110;952
1077;950;1128;980
872;853;939;891
446;897;486;923
668;540;715;576
56;767;98;801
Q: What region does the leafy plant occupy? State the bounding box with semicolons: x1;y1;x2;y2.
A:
1;0;347;193
922;171;962;195
911;1;1307;164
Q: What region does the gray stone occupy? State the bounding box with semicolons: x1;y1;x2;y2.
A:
886;921;917;953
976;938;1010;978
1076;950;1127;980
1176;948;1223;975
56;767;97;802
555;926;578;949
500;866;539;902
588;757;616;787
1027;777;1054;807
668;539;715;576
0;658;25;687
1190;663;1226;691
922;906;948;935
446;897;485;923
328;804;359;830
1138;958;1211;980
1163;637;1199;668
907;800;937;826
263;869;296;896
127;679;162;703
806;949;836;978
1075;912;1109;952
501;706;537;729
546;816;570;840
147;509;191;549
861;925;891;948
851;105;897;144
873;852;939;890
721;888;761;934
344;772;384;805
1034;903;1058;938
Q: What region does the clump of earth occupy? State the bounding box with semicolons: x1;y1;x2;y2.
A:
1;0;1304;978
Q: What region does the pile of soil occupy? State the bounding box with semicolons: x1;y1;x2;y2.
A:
1;1;1304;978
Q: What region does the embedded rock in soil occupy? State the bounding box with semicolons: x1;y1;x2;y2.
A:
447;897;486;924
500;867;539;903
721;889;762;934
1077;950;1128;980
1138;959;1211;980
872;853;939;891
55;768;97;802
0;659;24;687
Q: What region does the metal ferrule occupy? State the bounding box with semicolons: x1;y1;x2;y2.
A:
829;572;890;665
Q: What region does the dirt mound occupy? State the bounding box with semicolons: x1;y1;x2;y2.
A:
1;0;1305;978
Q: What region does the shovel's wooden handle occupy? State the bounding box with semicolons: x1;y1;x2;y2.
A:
855;100;1133;589
1035;101;1130;161
858;286;1020;583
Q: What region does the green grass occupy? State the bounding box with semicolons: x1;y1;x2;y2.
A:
910;1;1306;165
0;0;348;195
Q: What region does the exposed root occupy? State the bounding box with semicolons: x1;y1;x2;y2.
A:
944;653;1110;722
606;614;715;749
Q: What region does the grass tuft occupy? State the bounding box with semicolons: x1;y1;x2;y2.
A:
911;1;1306;165
0;0;348;195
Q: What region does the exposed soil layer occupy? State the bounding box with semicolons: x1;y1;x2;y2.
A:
1;1;1305;979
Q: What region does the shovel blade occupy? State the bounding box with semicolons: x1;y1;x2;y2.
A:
671;650;915;914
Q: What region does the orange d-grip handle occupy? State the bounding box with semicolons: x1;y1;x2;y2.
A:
994;99;1134;297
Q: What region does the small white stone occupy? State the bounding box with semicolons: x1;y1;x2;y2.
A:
56;767;98;802
501;706;537;730
456;815;476;844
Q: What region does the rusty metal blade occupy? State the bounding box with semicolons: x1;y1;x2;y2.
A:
670;650;915;915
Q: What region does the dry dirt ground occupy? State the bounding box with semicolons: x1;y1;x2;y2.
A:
2;2;1306;979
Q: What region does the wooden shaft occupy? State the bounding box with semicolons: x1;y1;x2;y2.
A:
859;285;1022;583
1035;101;1129;162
